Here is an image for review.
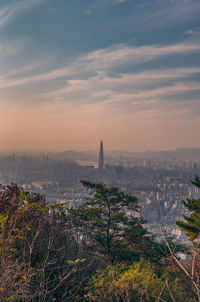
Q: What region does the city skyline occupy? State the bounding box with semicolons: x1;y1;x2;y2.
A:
0;0;200;152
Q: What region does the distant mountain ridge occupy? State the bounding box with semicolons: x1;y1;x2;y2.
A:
50;148;200;161
50;150;98;161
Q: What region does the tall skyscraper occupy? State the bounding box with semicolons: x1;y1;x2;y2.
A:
98;140;104;170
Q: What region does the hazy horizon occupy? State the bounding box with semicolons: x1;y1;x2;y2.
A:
1;0;200;152
1;146;200;155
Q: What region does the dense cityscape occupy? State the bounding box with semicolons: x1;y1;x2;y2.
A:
1;143;200;240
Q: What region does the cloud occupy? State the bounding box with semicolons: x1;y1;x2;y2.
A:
35;69;200;124
0;0;45;27
0;40;24;63
1;41;200;89
184;28;200;39
1;40;200;122
2;59;50;79
86;0;128;13
135;0;200;29
108;0;127;4
45;76;200;107
44;67;200;99
82;42;200;69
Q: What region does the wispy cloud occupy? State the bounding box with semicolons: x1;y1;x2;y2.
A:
1;40;200;121
184;28;200;39
2;58;51;79
135;0;200;29
39;82;200;122
44;77;200;109
1;41;200;88
0;40;24;63
41;67;200;100
82;42;200;69
0;0;45;27
86;0;127;13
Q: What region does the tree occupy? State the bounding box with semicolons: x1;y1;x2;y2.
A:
174;176;200;301
0;184;88;301
0;212;32;301
86;259;195;302
176;175;200;248
160;176;200;302
70;181;162;265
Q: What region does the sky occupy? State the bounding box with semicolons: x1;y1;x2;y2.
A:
0;0;200;152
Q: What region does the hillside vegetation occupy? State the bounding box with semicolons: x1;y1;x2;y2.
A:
0;178;199;301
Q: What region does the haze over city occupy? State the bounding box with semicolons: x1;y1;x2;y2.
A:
0;0;200;152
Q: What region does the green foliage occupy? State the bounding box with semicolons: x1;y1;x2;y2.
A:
176;175;200;248
0;183;87;301
86;260;195;302
0;214;8;230
0;180;197;301
70;181;147;264
70;181;173;267
67;258;86;265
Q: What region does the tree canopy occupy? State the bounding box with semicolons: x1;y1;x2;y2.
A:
70;181;170;266
0;184;88;301
0;179;199;301
176;175;200;248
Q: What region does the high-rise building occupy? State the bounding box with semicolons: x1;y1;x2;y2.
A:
98;140;104;170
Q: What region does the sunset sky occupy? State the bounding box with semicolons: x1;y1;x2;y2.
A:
0;0;200;152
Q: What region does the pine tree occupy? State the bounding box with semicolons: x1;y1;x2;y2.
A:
176;175;200;248
70;181;166;265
